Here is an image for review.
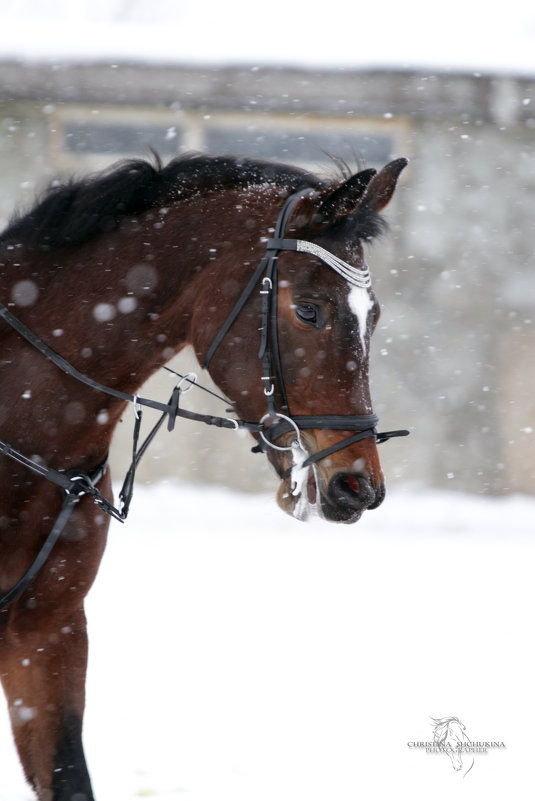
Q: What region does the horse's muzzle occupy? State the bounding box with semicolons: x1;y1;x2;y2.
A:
324;472;386;523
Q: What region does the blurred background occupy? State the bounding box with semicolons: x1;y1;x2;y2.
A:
0;0;533;497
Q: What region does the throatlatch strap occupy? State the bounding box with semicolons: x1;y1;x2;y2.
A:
203;254;270;370
203;187;312;371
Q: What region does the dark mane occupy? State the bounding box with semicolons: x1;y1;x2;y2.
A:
344;205;388;243
0;154;325;252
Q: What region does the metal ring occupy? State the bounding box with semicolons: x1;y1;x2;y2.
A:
175;372;197;394
133;394;141;420
259;412;302;452
65;474;92;497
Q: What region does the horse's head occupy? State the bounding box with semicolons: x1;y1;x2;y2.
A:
196;158;407;523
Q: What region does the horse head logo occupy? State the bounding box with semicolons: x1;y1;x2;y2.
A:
431;716;474;775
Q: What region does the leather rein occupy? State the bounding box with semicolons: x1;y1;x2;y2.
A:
0;187;408;610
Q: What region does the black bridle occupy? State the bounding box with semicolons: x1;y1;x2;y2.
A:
0;186;407;610
203;187;409;472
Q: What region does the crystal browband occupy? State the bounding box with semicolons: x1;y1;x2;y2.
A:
266;237;371;289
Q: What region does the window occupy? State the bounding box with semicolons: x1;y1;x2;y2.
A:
63;121;182;157
205;126;393;167
50;106;405;173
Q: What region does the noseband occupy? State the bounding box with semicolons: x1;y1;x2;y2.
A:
203;188;409;471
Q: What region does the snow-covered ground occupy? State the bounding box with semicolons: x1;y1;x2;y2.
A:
1;482;534;800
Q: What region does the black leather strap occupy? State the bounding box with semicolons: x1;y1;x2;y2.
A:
280;428;378;479
265;238;298;251
264;414;380;441
202;254;270;370
0;460;108;612
0;302;261;433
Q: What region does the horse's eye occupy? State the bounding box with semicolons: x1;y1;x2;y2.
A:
295;303;319;326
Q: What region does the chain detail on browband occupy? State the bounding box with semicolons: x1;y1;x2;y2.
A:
266;238;372;289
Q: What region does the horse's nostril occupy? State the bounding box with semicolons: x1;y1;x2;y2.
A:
344;474;360;495
329;472;377;511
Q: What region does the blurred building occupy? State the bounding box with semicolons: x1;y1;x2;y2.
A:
1;61;534;495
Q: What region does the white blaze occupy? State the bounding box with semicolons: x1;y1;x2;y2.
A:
347;285;374;354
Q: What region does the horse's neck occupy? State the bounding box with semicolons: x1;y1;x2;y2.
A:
66;187;273;385
0;186;274;463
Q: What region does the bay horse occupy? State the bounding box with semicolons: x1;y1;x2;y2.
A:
0;152;407;800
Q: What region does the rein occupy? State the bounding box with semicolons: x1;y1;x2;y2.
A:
0;302;259;433
0;186;408;611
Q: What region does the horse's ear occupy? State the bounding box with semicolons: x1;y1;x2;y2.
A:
359;158;408;213
316;168;377;222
